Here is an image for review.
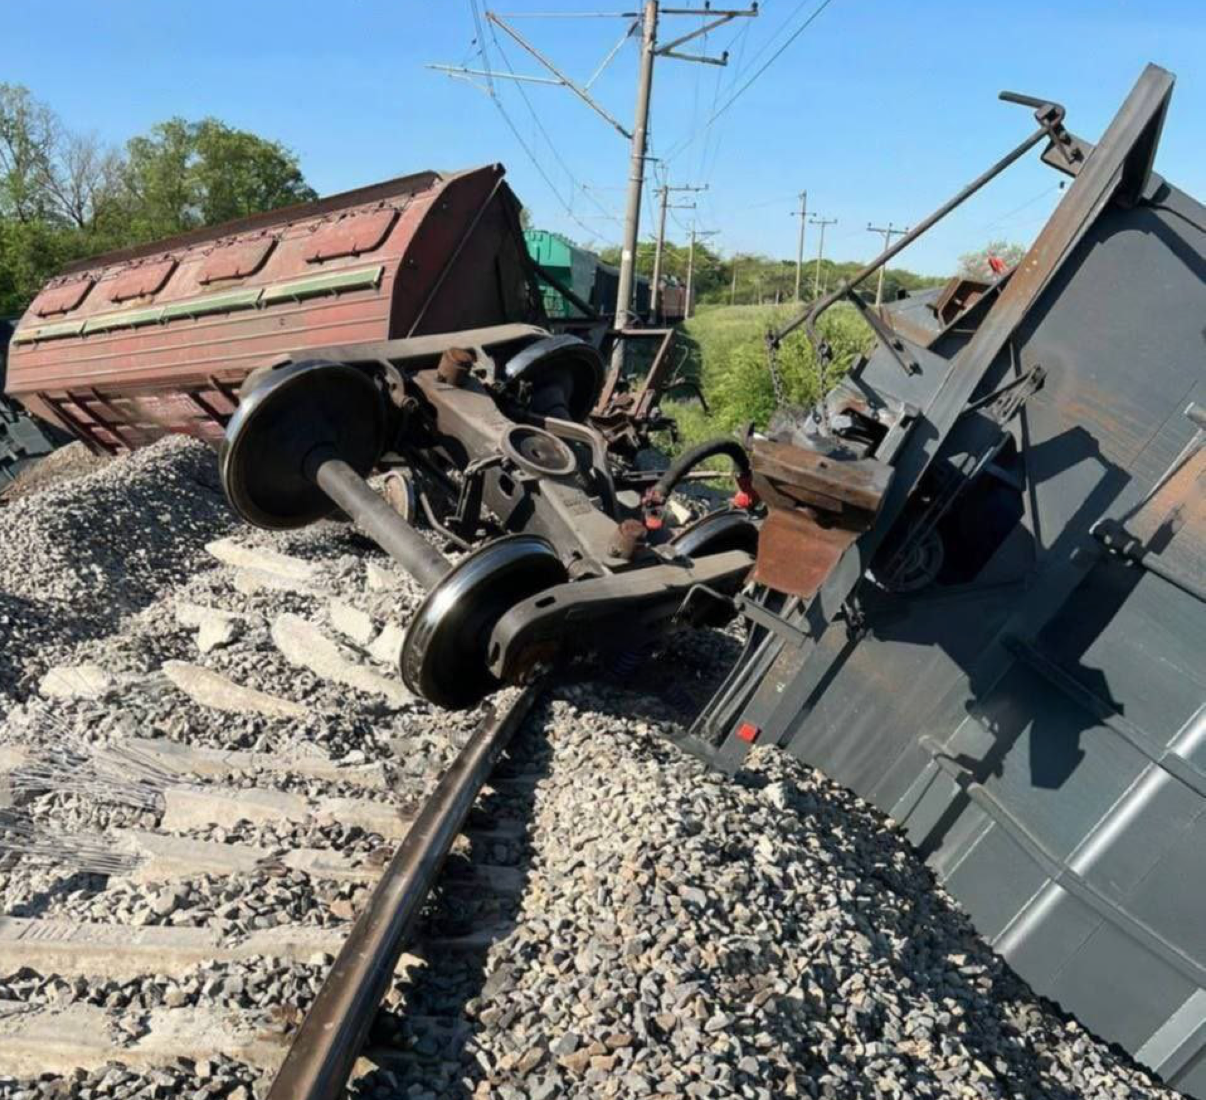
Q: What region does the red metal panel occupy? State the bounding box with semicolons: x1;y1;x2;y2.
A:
31;277;94;316
109;259;177;301
199;238;276;283
303;209;397;262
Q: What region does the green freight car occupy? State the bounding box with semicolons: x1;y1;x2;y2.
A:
524;230;652;322
523;230;599;318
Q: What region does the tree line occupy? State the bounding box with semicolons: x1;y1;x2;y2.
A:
597;239;947;308
2;81;1027;323
0;84;315;317
594;233;1029;307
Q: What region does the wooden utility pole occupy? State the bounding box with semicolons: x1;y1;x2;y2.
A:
792;190;808;301
866;221;908;306
650;181;705;320
809;214;837;299
685;224;718;318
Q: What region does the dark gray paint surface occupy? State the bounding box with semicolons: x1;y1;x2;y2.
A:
691;66;1206;1094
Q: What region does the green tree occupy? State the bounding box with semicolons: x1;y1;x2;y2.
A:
121;118;315;240
0;84;126;313
700;306;872;432
0;218;81;316
0;90;318;315
0;83;57;223
957;239;1025;281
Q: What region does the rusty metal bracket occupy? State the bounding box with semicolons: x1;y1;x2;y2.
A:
748;438;894;600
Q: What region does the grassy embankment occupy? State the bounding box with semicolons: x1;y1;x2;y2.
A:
657;302;874;452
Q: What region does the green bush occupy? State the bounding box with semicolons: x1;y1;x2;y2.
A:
662;303;873;450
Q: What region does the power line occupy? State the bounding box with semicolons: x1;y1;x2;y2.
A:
697;17;751;184
462;2;605;245
976;182;1064;235
663;0;839;164
435;0;760;374
485;20;620;226
708;0;839;136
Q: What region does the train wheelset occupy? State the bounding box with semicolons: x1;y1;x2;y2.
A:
219;328;760;710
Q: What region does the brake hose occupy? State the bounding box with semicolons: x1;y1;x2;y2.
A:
642;438;756;529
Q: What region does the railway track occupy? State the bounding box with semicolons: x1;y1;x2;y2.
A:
267;684;543;1100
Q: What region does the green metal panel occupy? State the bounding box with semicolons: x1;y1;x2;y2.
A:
82;307;165;335
11;319;86;343
525;230;604;319
161;287;263;320
524;230;576;270
261;265;384;305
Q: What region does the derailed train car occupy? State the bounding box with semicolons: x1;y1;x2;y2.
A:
6;155;759;711
4;61;1203;1096
686;64;1206;1095
5;165;547;452
0;318;66;490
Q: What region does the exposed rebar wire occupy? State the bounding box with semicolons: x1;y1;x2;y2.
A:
0;809;142;875
8;701;175;811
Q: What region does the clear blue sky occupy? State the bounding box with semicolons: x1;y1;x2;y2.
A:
4;0;1203;275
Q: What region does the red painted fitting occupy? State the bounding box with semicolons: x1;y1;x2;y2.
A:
732;474;759;510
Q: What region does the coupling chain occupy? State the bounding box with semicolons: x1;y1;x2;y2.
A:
766;334;785;408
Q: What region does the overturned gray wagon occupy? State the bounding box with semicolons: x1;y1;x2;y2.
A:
687;63;1206;1096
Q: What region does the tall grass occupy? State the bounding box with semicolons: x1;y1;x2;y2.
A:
661;302;873;449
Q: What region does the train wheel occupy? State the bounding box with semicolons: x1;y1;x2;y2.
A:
504;335;604;422
400;535;568;710
219;360;386;529
671;508;760;559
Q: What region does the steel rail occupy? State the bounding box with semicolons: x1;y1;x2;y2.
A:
266;684;546;1100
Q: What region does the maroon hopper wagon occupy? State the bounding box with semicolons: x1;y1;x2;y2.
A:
5;165;544;453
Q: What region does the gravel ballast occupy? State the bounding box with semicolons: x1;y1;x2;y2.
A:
365;688;1176;1100
0;438;1181;1100
0;436;235;697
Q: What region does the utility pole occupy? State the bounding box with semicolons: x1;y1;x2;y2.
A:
809;214;837;299
866;221;908;306
730;262;738;305
651;181;705;320
615;0;659;359
685;224;718;318
792;190;808;301
429;3;758;375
